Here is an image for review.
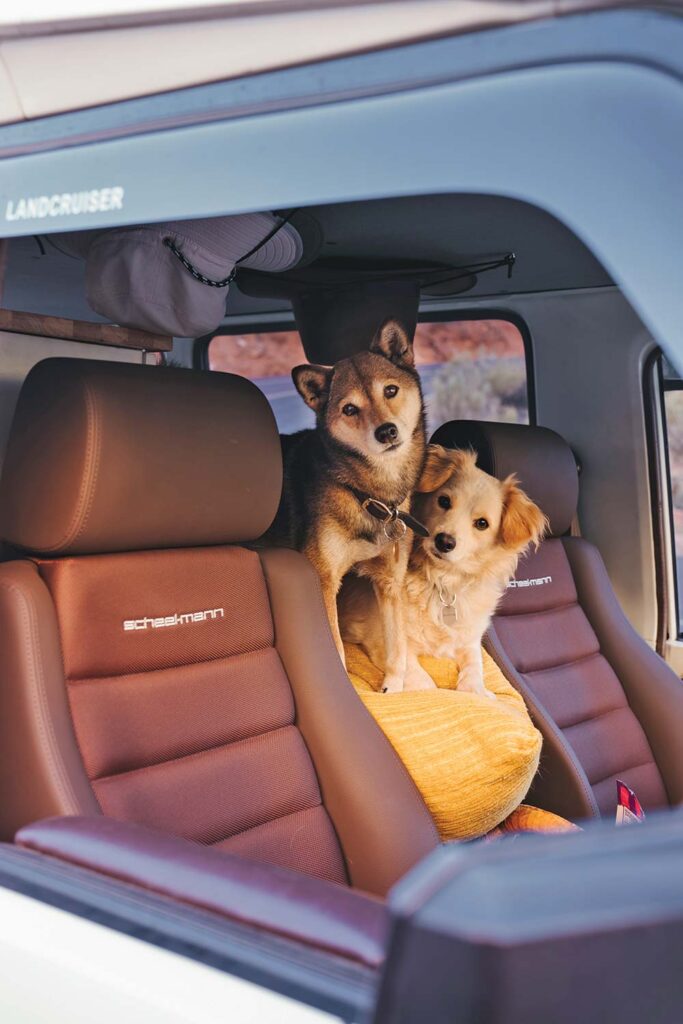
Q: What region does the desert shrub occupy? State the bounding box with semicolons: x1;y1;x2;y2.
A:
427;355;527;426
665;392;683;510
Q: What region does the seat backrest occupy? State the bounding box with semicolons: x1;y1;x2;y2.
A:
432;419;683;821
0;358;438;895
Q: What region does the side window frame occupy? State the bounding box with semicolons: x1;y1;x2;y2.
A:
646;348;683;666
414;308;536;427
644;351;675;654
195;317;297;370
196;308;535;427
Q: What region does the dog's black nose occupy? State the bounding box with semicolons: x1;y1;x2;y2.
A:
375;422;399;444
435;532;456;553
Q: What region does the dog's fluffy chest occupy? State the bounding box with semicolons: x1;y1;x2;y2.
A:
404;568;503;657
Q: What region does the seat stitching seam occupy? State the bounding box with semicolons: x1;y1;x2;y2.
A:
0;577;82;814
207;802;326;849
523;650;604;676
484;630;599;817
43;371;101;553
561;703;632;733
590;760;657;789
496;600;581;621
66;642;278;685
91;721;301;785
68;376;102;549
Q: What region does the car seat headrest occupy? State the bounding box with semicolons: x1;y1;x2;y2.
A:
430;420;578;538
0;358;282;556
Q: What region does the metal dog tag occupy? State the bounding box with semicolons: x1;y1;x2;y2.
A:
438;584;458;625
384;517;407;543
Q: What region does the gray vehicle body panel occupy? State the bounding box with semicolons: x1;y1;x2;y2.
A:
0;10;681;365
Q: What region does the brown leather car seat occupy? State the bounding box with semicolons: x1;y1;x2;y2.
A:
432;419;683;822
0;358;439;896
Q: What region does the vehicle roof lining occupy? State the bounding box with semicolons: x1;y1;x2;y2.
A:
1;193;612;344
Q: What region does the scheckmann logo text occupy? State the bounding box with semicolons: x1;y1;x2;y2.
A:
5;186;124;221
507;576;552;589
123;608;225;631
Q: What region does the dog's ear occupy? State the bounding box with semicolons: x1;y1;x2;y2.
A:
292;364;333;412
370;318;414;368
417;445;478;492
416;444;457;492
500;476;548;551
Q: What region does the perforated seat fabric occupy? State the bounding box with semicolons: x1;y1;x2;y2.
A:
37;546;346;882
492;539;667;815
432;420;683;821
0;359;439;896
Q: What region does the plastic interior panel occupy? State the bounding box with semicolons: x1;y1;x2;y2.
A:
375;811;683;1024
0;842;376;1019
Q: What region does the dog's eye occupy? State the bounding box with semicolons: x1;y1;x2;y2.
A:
474;517;489;531
384;384;399;399
437;495;451;510
342;403;359;417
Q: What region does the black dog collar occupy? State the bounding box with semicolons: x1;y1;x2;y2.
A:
348;487;430;539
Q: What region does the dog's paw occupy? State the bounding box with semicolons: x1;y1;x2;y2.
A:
404;664;437;692
381;674;405;694
457;670;495;699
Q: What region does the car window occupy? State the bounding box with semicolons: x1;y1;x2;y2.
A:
661;355;683;635
208;318;529;436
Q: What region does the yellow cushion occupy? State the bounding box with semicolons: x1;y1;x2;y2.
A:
345;644;543;841
490;804;580;838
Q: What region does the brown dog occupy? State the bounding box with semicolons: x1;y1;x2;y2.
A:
265;319;427;690
339;444;547;694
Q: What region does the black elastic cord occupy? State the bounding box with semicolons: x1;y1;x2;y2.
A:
233;208;300;267
422;252;516;289
162;237;236;288
163;208;300;289
268;252;516;293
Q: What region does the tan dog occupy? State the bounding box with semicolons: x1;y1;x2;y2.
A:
264;319;427;691
339;444;547;694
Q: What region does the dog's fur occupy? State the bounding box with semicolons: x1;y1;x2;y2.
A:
265;319;427;688
339;444;547;695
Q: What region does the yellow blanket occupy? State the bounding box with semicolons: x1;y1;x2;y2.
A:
345;643;544;840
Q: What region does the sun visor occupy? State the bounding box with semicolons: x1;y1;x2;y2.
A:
238;270;420;364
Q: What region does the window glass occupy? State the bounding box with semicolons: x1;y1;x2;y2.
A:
662;372;683;633
208;318;528;435
412;320;528;435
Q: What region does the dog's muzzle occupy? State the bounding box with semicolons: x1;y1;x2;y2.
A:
374;422;399;445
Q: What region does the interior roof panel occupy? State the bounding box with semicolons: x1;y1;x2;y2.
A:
2;194;612;323
298;194;612;287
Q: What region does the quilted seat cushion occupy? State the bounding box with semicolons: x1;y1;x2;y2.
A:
493;538;669;814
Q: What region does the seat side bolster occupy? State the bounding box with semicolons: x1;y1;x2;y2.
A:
562;537;683;806
0;560;99;839
485;625;599;822
16;816;388;968
258;548;439;897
